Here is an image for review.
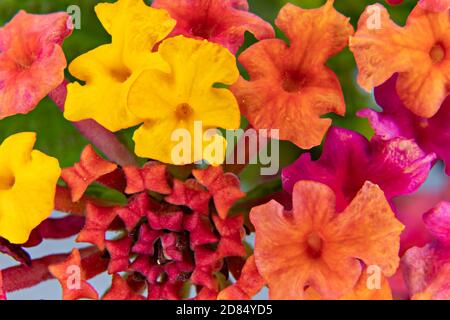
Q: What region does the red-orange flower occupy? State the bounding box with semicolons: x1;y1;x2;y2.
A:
0;11;72;118
49;249;99;300
250;180;404;300
231;0;352;149
103;274;145;300
350;4;450;118
152;0;274;54
61;145;118;202
217;255;265;300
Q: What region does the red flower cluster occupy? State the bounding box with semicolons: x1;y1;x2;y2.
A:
53;146;247;299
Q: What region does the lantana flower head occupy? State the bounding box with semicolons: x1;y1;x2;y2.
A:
350;3;450;118
0;11;72;118
250;180;404;299
282;126;435;212
152;0;274;54
56;146;246;299
127;35;241;164
0;132;61;244
401;202;450;299
359;75;450;176
231;0;352;149
64;0;176;131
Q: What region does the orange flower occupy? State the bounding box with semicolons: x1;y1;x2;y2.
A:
350;4;450;118
250;180;404;300
231;0;352;149
0;11;71;118
49;249;98;300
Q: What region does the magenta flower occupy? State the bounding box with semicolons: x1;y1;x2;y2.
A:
401;202;450;299
0;11;72;118
359;75;450;175
152;0;274;53
282;126;436;212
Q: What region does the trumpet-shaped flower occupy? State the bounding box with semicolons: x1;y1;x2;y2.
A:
64;0;176;131
282;127;435;212
250;180;404;299
401;202;450;299
0;132;61;244
350;4;450;118
127;35;240;164
152;0;274;54
359;75;450;176
231;1;352;149
0;11;72;119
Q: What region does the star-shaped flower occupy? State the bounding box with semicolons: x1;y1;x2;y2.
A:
49;249;99;300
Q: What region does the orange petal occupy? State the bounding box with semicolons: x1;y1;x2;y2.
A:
250;180;403;299
250;181;337;300
218;255;265;300
350;4;450;118
102;274;145;300
324;182;405;277
61;145;117;202
49;249;98;300
232;1;350;149
306;267;393;300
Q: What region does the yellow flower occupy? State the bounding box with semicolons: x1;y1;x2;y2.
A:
0;133;61;244
64;0;176;131
128;36;241;165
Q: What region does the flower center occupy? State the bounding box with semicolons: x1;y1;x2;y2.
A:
306;232;323;259
191;21;215;39
110;67;131;83
0;171;15;190
430;43;445;64
175;103;193;119
282;70;305;93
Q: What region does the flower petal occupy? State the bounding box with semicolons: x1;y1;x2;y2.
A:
0;11;71;118
0;133;61;244
152;0;274;53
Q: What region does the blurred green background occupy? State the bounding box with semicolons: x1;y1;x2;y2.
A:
0;0;416;186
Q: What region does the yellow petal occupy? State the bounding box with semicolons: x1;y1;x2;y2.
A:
95;0;175;70
64;44;142;131
0;133;61;244
133;119;227;165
